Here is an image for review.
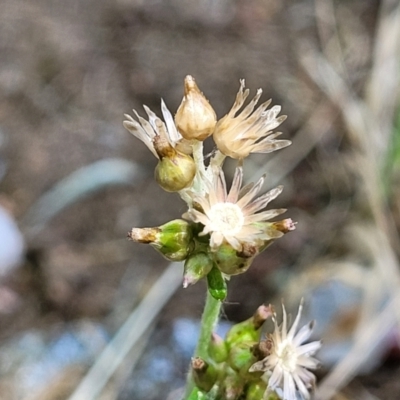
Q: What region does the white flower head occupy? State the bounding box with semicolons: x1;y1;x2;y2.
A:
123;100;183;159
182;166;287;252
213;80;291;159
249;302;322;400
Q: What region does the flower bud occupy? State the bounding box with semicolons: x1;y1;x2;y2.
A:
128;219;193;261
187;387;207;400
225;305;272;348
228;343;257;379
253;219;296;253
207;267;227;301
223;367;244;400
252;304;274;330
183;252;213;288
154;146;196;192
271;218;296;234
213;243;256;275
245;382;269;400
175;75;217;141
209;333;228;363
191;357;218;393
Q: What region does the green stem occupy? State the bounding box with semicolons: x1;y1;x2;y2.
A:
183;289;222;399
195;289;222;358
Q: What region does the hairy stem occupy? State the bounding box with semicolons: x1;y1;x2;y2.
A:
183;290;222;399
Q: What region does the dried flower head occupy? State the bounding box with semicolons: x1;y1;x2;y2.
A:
213;80;291;159
182;166;287;252
123;100;183;159
175;75;217;141
249;302;321;400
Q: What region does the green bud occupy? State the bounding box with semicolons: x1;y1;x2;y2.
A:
213;243;255;275
271;218;296;234
154;139;196;192
207;267;227;301
245;381;268;400
191;357;218;393
129;219;193;261
187;387;207;400
255;219;296;253
225;305;273;347
183;252;213;288
265;391;281;400
257;239;273;254
209;333;228;363
228;343;257;380
222;367;244;400
252;304;274;330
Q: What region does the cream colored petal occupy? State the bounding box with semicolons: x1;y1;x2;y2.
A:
244;209;286;223
297;368;316;385
225;235;241;251
297;355;321;369
268;364;283;389
238;182;255;199
227;167;243;203
243;186;283;214
210;231;224;250
283;370;296;400
288;301;303;340
249;359;267;372
293;323;315;347
293;373;310;400
236;89;262;120
229;79;249;116
281;305;288;341
296;341;321;357
185;209;209;226
133;110;159;140
143;105;160;133
215;168;228;202
161;99;181;144
250;138;292;154
236;175;265;208
123;114;159;159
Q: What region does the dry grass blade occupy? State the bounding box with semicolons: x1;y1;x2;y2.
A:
66;262;183;400
366;0;400;153
302;2;400;398
314;0;347;75
21;158;147;240
315;292;400;400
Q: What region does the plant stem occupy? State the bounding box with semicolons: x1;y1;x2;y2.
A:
179;140;205;205
183;289;222;399
209;150;226;170
195;289;222;359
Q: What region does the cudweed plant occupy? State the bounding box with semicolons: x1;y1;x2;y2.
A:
124;76;321;400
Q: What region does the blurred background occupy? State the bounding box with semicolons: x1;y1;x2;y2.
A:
0;0;400;399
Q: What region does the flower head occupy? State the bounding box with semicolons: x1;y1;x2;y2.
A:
249;302;321;400
123;100;183;159
182;166;287;252
213;80;291;159
175;75;217;141
124;101;196;191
